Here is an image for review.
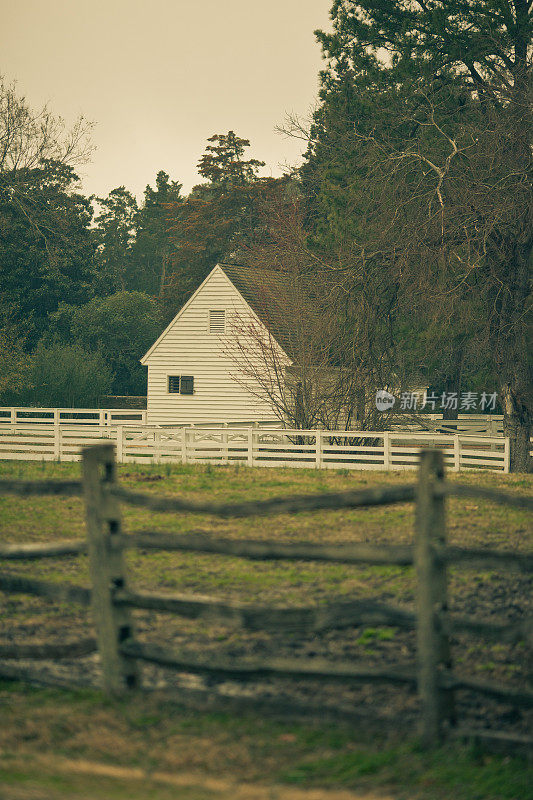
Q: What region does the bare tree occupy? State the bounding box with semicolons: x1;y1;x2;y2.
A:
0;76;94;234
0;76;93;173
225;278;364;430
223;180;427;432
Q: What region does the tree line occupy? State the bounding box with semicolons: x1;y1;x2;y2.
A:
0;0;530;470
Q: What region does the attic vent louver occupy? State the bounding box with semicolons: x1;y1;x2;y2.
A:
209;310;225;333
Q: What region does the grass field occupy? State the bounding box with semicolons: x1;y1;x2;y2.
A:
0;460;532;799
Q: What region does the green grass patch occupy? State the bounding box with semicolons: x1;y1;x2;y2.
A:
0;462;532;799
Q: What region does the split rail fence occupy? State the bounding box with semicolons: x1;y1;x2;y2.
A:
0;424;510;472
0;445;532;748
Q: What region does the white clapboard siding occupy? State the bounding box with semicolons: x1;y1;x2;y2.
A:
141;266;283;426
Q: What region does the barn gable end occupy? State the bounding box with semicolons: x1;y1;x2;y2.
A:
141;265;288;426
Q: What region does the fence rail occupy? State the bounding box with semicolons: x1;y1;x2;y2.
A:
0;406;280;429
0;408;505;434
397;414;504;436
0;423;512;472
0;406;147;426
0;638;97;660
0;443;531;750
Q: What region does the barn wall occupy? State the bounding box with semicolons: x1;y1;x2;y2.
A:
143;267;281;425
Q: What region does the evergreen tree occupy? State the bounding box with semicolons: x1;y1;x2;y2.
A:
0;160;96;348
161;132;267;318
0;76;95;349
94;186;138;293
130;171;183;295
302;0;532;469
197;131;265;189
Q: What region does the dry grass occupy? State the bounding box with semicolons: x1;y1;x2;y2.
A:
1;682;532;800
0;460;531;799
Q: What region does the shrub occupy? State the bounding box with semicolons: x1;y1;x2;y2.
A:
24;342;113;407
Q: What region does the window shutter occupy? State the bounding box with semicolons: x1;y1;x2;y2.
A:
209;310;225;333
180;376;194;395
168;375;180;393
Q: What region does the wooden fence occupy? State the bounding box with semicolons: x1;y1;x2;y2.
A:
0;406;278;429
0;424;510;472
0;406;147;426
396;414;504;436
0;407;506;436
0;444;532;748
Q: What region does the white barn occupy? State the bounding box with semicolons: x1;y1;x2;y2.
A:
141;263;294;426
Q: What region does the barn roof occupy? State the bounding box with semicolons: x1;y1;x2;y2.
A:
141;262;318;365
219;262;316;359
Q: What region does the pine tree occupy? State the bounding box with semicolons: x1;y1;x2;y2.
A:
131;171;183;295
94;186;138;293
161;132;267;318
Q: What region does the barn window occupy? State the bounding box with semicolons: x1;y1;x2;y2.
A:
168;375;195;395
209;309;225;333
168;375;180;393
180;376;194;395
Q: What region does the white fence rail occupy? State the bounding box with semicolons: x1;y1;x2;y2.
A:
0;425;510;472
393;414;503;436
0;408;505;435
0;407;284;430
0;407;147;426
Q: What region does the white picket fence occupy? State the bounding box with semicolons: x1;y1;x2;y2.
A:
0;424;510;472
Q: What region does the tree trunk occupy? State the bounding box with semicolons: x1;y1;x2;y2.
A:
501;382;532;473
494;237;532;473
356;387;366;427
159;252;167;298
441;347;464;421
441;379;460;421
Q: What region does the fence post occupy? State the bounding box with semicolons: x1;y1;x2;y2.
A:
188;427;195;464
181;427;188;465
53;412;60;461
315;430;323;469
154;429;162;464
116;426;124;462
383;432;391;470
222;428;229;465
247;427;253;467
82;443;139;694
453;435;460;472
503;437;510;474
415;449;453;747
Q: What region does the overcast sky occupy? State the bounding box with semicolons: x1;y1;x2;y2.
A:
2;0;331;201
